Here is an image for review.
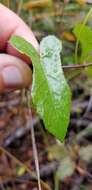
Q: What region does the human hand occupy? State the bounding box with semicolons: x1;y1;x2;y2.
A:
0;3;39;93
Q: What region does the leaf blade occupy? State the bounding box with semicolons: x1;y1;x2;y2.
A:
10;35;71;141
74;24;92;63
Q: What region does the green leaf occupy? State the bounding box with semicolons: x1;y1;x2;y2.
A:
74;24;92;63
9;35;71;142
74;23;92;76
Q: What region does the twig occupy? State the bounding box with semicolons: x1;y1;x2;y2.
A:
19;160;58;180
27;91;42;190
62;62;92;69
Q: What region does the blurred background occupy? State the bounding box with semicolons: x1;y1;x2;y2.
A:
0;1;92;190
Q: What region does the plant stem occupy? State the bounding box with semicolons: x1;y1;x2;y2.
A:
62;62;92;69
27;90;42;190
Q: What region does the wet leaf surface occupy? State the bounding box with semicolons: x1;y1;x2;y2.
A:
10;35;71;142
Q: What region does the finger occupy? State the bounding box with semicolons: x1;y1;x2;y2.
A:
0;54;32;93
0;4;39;62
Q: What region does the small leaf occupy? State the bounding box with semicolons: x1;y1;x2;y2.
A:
73;23;92;63
9;35;71;142
62;31;75;42
17;166;26;177
73;23;92;76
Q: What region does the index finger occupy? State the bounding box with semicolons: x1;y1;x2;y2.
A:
0;3;39;61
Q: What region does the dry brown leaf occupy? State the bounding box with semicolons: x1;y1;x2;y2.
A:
75;0;86;6
62;31;76;42
23;0;52;9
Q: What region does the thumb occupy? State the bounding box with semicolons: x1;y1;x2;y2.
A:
0;54;32;93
